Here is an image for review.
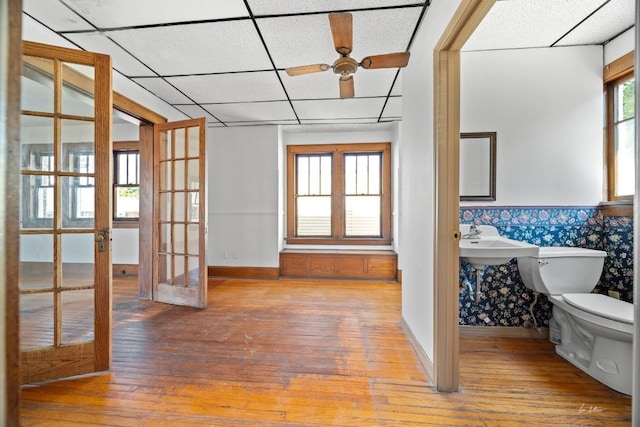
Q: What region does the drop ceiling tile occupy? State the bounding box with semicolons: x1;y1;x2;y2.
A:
248;0;422;16
132;78;193;104
293;98;386;120
63;0;249;28
23;0;94;31
65;32;154;77
300;118;380;124
22;15;80;49
204;101;296;122
167;72;287;103
174;104;221;124
280;68;397;100
258;8;421;70
463;0;608;51
225;120;299;127
556;0;635;46
380;96;402;118
108;21;272;75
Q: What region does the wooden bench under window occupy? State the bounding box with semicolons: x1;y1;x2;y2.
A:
279;249;398;281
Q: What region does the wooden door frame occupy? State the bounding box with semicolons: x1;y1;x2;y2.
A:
2;0;22;423
433;0;495;392
111;93;166;301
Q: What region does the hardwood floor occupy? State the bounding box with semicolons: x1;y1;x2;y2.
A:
20;277;632;426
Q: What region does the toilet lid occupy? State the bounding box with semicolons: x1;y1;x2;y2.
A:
562;293;634;325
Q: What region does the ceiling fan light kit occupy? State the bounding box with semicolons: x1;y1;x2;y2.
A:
285;12;410;99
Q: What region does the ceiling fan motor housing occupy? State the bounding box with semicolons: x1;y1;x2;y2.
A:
333;56;358;76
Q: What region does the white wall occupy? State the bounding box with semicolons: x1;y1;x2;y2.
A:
460;46;604;206
208;126;280;267
399;0;463;364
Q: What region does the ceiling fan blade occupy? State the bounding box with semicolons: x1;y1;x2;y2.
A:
339;76;354;99
285;64;331;76
360;52;410;69
329;12;353;56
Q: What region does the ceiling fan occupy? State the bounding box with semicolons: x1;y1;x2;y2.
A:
285;12;410;99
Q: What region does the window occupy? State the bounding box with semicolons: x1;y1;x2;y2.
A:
286;143;391;245
605;52;635;200
113;148;140;220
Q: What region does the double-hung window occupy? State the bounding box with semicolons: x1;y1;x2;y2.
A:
287;143;391;245
605;52;635;200
113;146;140;221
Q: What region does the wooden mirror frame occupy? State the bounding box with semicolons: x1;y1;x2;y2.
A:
459;131;496;201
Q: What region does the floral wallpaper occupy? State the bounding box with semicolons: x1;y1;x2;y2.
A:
598;215;634;302
459;206;633;328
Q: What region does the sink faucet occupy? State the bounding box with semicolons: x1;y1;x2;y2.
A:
462;224;482;239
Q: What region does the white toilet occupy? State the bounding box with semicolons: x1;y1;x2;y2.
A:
517;247;634;395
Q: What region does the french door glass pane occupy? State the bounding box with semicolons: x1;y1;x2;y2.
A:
160;161;172;191
174;128;185;158
187;126;199;157
159;193;172;222
188;224;199;256
20;234;54;290
187;256;199;286
21;57;54;113
20;293;54;350
61;176;94;228
174;192;185;222
174;223;185;255
61;289;95;344
174;160;185;190
61;234;94;284
61;62;95;117
20;116;54;170
187;159;199;189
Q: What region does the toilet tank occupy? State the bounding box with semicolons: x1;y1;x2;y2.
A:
516;247;606;295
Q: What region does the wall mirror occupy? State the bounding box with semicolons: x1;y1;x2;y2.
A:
460;132;496;201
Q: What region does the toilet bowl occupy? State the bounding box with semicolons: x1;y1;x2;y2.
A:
517;247;634;395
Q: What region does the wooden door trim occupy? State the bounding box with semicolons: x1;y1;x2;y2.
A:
3;0;22;423
433;0;495;392
93;52;113;372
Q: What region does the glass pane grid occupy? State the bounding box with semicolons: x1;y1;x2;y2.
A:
296;154;331;196
345;153;382;196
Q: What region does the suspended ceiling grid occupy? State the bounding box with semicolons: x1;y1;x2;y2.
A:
22;0;635;128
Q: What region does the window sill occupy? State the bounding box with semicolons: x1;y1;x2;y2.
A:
286;237;392;246
600;200;633;217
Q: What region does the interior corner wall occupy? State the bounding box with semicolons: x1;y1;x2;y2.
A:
208;126;280;268
460;45;604;206
399;0;463;366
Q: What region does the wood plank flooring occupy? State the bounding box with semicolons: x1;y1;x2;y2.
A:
20;277;632;426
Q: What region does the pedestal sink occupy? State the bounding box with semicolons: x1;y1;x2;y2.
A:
459;224;539;268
